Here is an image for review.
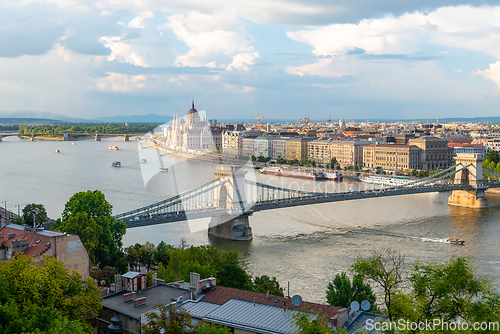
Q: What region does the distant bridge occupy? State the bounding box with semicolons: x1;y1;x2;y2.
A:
0;133;146;142
114;154;499;241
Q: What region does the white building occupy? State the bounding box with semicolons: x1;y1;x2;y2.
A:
163;102;215;152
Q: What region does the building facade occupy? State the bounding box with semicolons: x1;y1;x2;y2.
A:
272;137;289;160
163;102;215;152
363;144;422;171
308;140;370;166
253;136;272;158
408;136;454;170
0;223;90;279
286;137;315;161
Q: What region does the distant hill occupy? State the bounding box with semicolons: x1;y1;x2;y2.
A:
94;114;172;124
0;111;92;123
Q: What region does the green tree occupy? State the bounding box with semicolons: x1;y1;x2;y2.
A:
326;272;375;310
409;257;491;323
277;157;287;164
351;249;406;321
142;304;198;334
154;241;172;266
0;255;101;334
253;275;284;297
293;313;348;334
329;157;338;169
22;203;47;227
216;257;253;291
486;150;500;164
251;155;257;161
52;190;126;268
11;216;25;225
63;212;101;264
196;324;232;334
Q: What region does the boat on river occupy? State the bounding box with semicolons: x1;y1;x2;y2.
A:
260;166;325;180
109;145;119;150
159;167;168;173
112;161;121;167
55;149;60;153
324;171;343;181
141;159;147;163
360;175;414;187
446;238;465;245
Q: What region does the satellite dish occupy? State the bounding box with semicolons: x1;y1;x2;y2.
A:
176;296;183;305
206;283;211;288
361;300;370;311
350;301;360;312
291;295;303;307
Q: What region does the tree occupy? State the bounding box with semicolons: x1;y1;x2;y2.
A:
216;257;253;291
329;157;338;169
197;324;232;334
142;304;198;334
326;272;375;310
486;150;500;164
63;212;101;265
52;190;126;268
154;241;172;266
22;204;47;227
351;249;407;321
251;155;257;161
253;275;284;297
293;313;348;334
11;216;25;225
0;255;101;334
409;257;490;323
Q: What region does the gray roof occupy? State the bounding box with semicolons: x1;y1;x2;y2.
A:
122;271;141;279
182;300;221;319
2;223;64;237
102;284;190;320
203;299;313;334
345;311;388;333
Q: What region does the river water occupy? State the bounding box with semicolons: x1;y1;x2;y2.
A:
1;136;500;303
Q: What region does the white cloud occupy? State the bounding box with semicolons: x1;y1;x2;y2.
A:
287;58;348;77
474;61;500;90
454;69;464;74
93;72;147;91
128;16;145;29
227;52;260;71
168;11;255;68
287;6;500;58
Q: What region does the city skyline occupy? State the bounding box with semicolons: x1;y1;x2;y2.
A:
2;1;500;119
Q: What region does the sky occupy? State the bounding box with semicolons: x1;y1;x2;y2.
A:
2;1;500;120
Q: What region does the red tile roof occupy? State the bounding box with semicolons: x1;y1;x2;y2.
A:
200;286;341;326
0;226;51;256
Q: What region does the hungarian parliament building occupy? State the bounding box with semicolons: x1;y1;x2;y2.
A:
162;101;220;152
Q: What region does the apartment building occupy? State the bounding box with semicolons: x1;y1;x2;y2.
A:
242;136;258;157
286;137;316;161
307;140;370;166
408;136;454;170
253;136;273;158
272;137;290;159
0;223;90;279
363;144;422;171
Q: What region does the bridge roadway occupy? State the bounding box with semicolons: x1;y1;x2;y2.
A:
122;182;500;228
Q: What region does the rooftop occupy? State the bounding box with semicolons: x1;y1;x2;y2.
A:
102;284;190;320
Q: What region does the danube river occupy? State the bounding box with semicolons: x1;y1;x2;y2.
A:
1;136;500;303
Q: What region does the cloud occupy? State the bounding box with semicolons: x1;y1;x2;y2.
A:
474;61;500;90
454;69;464;73
227;52;260;71
93;72;147;91
287;58;347;77
167;11;255;68
128;16;145;28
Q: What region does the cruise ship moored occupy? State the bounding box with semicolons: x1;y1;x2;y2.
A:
260;167;326;180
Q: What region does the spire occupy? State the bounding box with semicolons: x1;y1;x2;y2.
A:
192;99;195;109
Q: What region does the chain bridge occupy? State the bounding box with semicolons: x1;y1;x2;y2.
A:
114;153;500;241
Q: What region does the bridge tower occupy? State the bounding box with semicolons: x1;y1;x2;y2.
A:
63;133;69;141
95;134;101;141
208;165;252;241
124;134;129;141
448;153;489;208
0;135;2;142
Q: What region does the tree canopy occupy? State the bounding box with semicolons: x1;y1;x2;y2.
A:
325;272;375;310
22;203;47;227
52;190;126;268
0;255;101;334
253;275;284;297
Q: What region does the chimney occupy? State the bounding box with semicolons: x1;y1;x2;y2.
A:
7;232;15;239
196;276;217;295
123;292;136;302
133;297;146;308
336;308;348;328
